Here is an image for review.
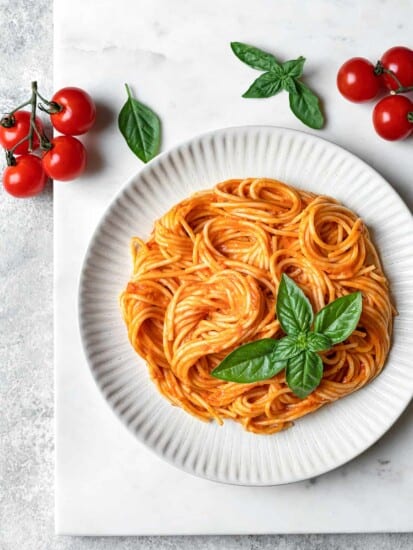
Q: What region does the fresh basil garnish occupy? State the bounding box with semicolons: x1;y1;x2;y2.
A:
281;76;298;95
276;273;313;336
281;56;306;79
286;350;323;399
230;42;324;130
314;292;362;344
306;332;332;352
211;338;286;383
211;274;362;398
118;83;161;163
275;335;303;360
230;42;282;72
289;81;324;130
243;72;283;98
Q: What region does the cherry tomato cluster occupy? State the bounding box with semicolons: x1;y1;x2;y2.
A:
0;82;96;198
337;46;413;141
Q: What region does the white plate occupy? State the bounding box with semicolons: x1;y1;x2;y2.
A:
79;126;413;486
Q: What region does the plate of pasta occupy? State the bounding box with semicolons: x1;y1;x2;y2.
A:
79;126;413;485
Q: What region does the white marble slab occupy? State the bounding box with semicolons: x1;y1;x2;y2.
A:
54;0;413;535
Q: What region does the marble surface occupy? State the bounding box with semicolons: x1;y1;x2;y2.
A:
56;0;413;538
1;0;413;548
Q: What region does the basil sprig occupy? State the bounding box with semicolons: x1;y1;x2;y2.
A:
230;42;324;130
211;274;362;398
286;350;324;399
211;339;288;383
118;83;161;163
276;272;313;335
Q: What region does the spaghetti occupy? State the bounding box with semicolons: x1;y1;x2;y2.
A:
120;178;394;434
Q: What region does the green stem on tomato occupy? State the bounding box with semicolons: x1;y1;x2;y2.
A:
37;101;62;114
5;149;16;166
28;81;38;152
379;65;403;88
6;136;29;155
36;87;62;114
9;100;31;114
4;82;52;164
31;119;51;150
35;87;52;105
374;61;413;94
28;82;52;151
9;135;29;152
390;84;413;94
0;100;32;127
6;134;29;164
1;81;60;132
408;112;413;124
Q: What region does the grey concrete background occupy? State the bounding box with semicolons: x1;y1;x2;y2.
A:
0;1;412;548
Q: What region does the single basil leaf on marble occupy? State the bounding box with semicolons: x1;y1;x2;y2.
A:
230;41;282;72
281;76;298;95
289;80;324;129
243;72;283;98
286;350;324;398
118;83;161;163
282;56;306;79
211;338;287;383
276;274;314;336
306;332;332;352
314;292;362;345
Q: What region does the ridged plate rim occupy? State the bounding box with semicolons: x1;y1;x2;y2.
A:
79;125;413;486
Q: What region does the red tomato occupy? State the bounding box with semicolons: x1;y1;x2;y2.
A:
3;154;47;198
42;135;87;181
337;57;381;102
380;46;413;91
0;110;43;154
372;95;413;141
50;87;96;135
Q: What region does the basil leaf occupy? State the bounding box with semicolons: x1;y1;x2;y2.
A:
282;56;306;78
118;84;161;163
306;332;332;352
231;41;282;72
281;76;298;95
288;81;324;130
243;72;283;98
314;292;362;345
211;338;286;383
276;274;313;336
286;351;323;398
274;335;303;360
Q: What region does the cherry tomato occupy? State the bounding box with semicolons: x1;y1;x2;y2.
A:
337;57;381;102
42;135;87;181
380;46;413;91
3;154;47;198
0;110;43;154
50;87;96;135
372;95;413;141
